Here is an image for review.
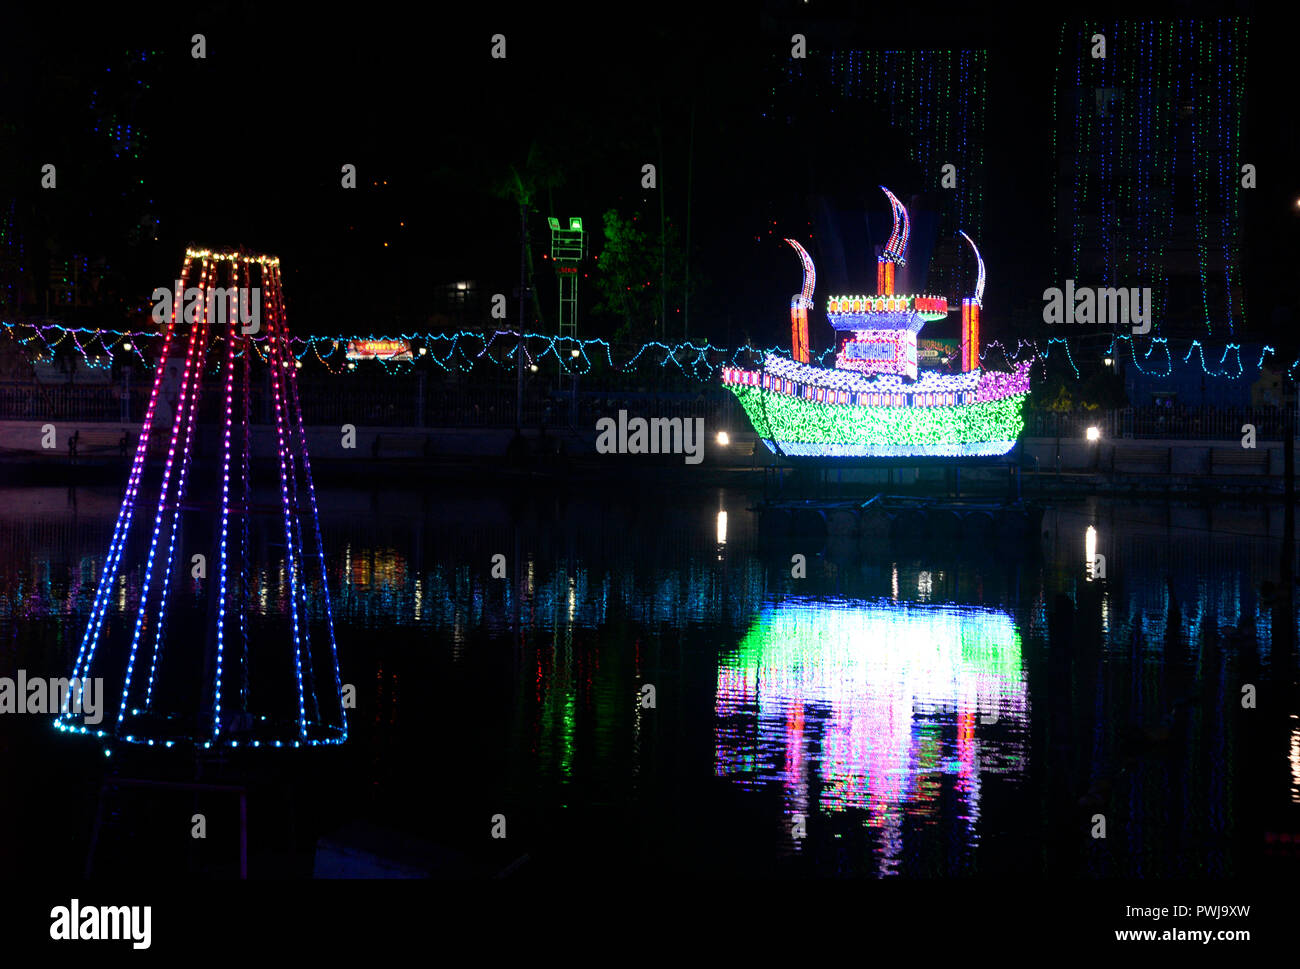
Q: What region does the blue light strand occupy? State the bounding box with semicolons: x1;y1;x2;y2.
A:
276;262;347;740
239;294;253;716
269;266;321;726
265;275;311;742
116;264;210;735
143;259;211;709
210;258;238;742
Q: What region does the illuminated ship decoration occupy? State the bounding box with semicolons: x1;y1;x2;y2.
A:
722;187;1031;460
55;248;347;749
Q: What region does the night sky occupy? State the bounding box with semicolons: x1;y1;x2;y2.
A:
3;0;1296;356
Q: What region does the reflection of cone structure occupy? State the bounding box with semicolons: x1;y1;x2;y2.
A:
56;249;346;749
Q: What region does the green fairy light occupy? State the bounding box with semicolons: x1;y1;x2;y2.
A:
729;383;1027;448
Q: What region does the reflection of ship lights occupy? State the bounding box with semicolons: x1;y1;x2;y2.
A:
1290;716;1300;804
716;510;728;545
715;598;1027;866
1086;525;1098;581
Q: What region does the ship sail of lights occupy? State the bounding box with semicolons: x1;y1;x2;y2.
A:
54;248;347;749
723;186;1032;459
715;598;1028;859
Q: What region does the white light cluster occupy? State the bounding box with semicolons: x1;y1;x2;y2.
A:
755;354;981;394
762;440;1018;458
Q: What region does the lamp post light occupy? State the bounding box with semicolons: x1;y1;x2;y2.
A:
1086;425;1101;471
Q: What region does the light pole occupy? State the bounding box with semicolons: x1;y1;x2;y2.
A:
516;203;527;430
569;347;580;427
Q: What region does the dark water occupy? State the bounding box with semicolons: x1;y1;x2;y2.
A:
2;481;1298;879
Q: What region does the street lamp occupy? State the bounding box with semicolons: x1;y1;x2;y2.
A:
717;431;730;446
1104;357;1113;367
1086;425;1101;471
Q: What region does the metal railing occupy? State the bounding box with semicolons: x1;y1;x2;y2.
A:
5;375;1291;439
0;377;745;430
1026;404;1296;441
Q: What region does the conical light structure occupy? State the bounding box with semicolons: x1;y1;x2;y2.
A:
56;249;347;748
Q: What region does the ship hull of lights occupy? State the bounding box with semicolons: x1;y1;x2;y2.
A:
54;249;347;750
723;362;1029;459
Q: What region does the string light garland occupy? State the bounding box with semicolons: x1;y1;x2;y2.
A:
0;323;1281;385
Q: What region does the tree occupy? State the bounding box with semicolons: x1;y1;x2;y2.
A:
486;141;566;331
591;208;695;345
591;209;655;342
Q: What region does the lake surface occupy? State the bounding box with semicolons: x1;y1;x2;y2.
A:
1;480;1298;879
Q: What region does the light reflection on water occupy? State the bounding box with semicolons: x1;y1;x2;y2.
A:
715;599;1027;872
1;485;1298;877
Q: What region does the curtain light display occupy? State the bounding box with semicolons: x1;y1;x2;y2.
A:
55;249;347;750
1053;19;1247;335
